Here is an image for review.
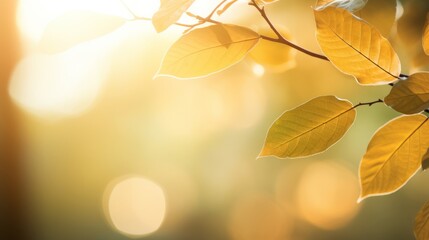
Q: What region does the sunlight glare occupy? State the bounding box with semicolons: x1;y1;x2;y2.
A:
17;0;130;45
9;52;106;117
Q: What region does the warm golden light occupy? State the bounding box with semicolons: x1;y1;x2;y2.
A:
295;161;360;230
104;176;166;237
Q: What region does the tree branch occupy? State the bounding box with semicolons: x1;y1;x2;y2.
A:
354;99;384;108
250;0;329;61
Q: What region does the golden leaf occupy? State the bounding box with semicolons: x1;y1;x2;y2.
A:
260;96;356;158
157;24;260;79
423;13;429;55
39;11;126;54
415;201;429;240
385;72;429;114
152;0;195;33
314;7;401;85
355;0;396;37
359;115;429;201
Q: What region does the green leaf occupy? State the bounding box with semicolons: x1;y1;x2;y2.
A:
415;201;429;240
152;0;195;32
385;72;429;114
359;115;429;201
260;96;356;158
157;24;260;79
314;7;401;85
39;11;126;53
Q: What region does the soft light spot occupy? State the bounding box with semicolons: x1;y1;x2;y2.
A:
9;52;106;118
252;63;265;77
295;161;360;230
104;176;166;237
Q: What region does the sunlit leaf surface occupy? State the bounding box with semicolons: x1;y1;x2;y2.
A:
359;115;429;201
260;96;356;158
39;11;126;53
157;24;260;79
152;0;195;32
415;201;429;240
385;72;429;114
314;7;401;85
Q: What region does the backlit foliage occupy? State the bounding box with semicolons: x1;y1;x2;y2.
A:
38;0;429;238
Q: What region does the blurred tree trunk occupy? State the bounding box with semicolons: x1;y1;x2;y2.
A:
0;1;29;239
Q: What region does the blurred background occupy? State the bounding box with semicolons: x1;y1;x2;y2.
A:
1;0;429;239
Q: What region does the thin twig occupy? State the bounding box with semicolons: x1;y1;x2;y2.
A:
354;99;384;108
207;0;229;19
250;0;329;61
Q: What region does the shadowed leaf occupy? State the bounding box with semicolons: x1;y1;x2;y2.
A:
157;24;260;79
314;7;401;85
415;201;429;240
385;72;429;114
39;11;126;54
152;0;195;32
359;115;429;201
260;96;356;158
355;0;396;37
422;149;429;171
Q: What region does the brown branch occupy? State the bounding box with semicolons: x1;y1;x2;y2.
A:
354;99;384;108
250;0;329;61
127;0;230;32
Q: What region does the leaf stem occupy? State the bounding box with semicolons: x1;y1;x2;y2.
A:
354;99;384;108
250;0;329;61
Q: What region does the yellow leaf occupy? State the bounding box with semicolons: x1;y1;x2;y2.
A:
415;201;429;240
314;7;401;85
315;0;368;12
423;13;429;55
157;24;260;79
260;96;356;158
248;26;296;72
152;0;195;33
39;11;126;54
359;115;429;201
385;72;429;114
355;0;396;37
